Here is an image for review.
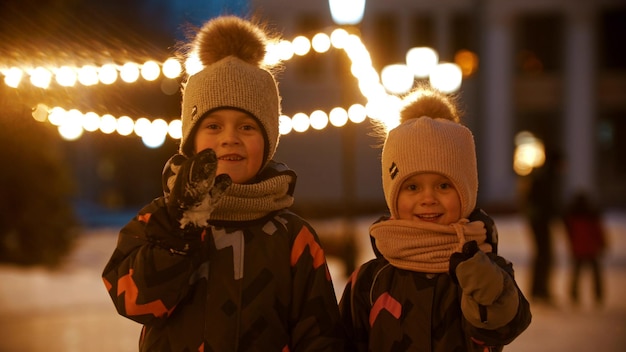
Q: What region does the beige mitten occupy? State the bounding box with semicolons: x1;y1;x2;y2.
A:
451;242;519;329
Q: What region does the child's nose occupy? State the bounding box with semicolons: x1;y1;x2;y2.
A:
220;128;241;144
420;188;438;205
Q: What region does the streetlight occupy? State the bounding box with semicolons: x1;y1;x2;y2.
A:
328;0;366;26
328;0;366;275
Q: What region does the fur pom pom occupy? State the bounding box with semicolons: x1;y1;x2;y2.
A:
194;16;268;67
400;87;461;124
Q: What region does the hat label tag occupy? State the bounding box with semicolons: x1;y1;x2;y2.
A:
389;162;398;180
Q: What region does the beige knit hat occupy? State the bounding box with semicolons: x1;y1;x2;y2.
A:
381;115;478;220
179;16;281;169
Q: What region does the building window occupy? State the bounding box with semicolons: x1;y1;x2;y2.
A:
598;8;626;70
597;110;626;206
515;13;564;74
409;13;434;48
452;12;477;53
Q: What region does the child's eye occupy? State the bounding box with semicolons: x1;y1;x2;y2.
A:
201;121;219;129
241;124;256;131
406;184;417;191
440;182;453;190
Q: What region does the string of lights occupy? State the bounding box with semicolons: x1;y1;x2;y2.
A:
1;28;466;148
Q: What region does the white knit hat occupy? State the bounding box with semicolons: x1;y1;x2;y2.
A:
179;16;281;169
381;116;478;219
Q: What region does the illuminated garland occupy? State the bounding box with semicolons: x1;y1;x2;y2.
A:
2;28;466;147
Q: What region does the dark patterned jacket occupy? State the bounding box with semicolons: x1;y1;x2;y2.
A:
339;212;531;352
102;199;345;351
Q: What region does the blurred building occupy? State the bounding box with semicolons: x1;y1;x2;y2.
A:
2;0;624;223
250;0;626;214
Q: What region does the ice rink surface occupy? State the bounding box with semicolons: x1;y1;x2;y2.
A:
1;212;625;351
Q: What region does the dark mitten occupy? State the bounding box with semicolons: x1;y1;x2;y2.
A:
162;149;231;231
449;241;519;329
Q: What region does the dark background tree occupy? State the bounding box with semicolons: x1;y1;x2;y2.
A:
0;85;79;267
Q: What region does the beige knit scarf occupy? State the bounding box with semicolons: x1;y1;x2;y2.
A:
370;219;491;273
210;174;295;221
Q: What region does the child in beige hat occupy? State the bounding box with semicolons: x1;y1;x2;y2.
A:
339;87;531;351
103;16;346;351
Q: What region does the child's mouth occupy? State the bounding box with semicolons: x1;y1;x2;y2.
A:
415;214;441;222
219;154;243;161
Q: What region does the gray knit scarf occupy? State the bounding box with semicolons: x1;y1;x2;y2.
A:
210;174;295;221
370;219;491;273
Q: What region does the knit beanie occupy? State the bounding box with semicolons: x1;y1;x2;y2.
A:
381;116;478;220
180;16;281;169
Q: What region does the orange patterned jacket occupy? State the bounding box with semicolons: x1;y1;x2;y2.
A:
103;193;345;351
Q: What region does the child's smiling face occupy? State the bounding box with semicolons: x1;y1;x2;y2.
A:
396;172;462;225
194;109;265;184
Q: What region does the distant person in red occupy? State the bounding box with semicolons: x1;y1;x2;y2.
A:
562;191;607;307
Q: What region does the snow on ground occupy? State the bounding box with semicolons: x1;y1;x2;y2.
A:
0;212;625;351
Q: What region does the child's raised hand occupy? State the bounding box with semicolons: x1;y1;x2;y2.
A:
450;241;503;305
162;149;231;231
449;241;520;329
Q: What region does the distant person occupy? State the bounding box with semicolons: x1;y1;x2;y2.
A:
102;16;345;351
523;147;564;304
562;191;607;307
339;88;531;351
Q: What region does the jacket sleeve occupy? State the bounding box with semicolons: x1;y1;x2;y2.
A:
101;197;205;326
463;254;532;347
285;215;347;351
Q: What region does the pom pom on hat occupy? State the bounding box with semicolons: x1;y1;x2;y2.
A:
381;90;478;219
194;16;267;68
179;16;281;169
400;89;460;124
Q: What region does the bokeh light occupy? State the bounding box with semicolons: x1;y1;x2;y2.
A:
513;131;546;176
406;47;438;78
429;62;463;93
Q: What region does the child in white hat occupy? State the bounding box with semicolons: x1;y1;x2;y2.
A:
339;88;531;351
103;16;346;351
